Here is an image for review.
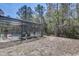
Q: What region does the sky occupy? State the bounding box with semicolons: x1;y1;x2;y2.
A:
0;3;46;18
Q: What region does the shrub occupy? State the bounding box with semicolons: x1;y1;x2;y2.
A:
63;26;78;38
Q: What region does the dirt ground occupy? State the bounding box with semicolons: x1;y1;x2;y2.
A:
0;35;79;56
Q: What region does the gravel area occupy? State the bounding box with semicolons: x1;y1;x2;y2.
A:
0;36;79;56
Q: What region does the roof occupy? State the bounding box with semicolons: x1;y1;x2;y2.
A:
0;15;42;25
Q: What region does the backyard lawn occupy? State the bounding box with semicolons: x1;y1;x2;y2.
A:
0;35;79;56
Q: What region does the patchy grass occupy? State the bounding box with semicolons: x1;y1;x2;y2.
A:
0;36;79;56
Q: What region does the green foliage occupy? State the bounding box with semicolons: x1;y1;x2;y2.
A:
46;20;54;34
15;3;79;39
45;3;79;39
35;4;45;24
35;4;45;16
17;5;33;21
64;26;78;38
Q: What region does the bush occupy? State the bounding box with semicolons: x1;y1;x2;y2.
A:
63;26;78;38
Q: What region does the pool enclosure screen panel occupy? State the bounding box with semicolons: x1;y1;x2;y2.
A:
0;20;21;35
0;16;42;36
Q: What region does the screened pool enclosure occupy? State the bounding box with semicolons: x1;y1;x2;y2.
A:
0;16;43;40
